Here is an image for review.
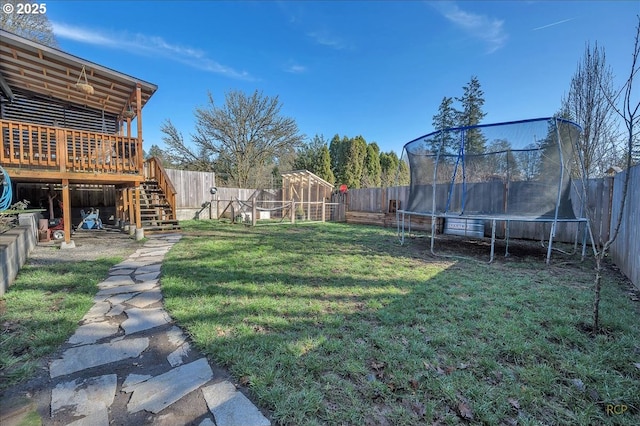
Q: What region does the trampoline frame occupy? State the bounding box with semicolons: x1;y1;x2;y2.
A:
397;117;596;263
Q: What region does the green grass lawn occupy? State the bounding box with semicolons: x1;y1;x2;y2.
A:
162;221;640;425
0;257;124;391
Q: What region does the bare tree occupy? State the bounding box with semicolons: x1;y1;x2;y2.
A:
562;42;621;178
161;90;304;188
589;16;640;331
0;0;57;47
160;120;214;172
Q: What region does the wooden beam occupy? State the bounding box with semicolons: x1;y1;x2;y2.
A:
2;168;143;184
61;179;71;243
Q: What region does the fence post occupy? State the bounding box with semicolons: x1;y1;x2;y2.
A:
252;199;257;226
322;199;326;222
291;200;296;224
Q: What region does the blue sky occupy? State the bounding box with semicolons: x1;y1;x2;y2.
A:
45;1;639;156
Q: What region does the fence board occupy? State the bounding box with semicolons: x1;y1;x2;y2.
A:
341;181;612;245
165;169;216;208
610;165;640;289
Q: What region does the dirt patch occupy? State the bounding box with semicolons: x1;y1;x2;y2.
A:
27;227;143;266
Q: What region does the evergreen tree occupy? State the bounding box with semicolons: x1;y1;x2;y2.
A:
344;136;368;188
456;76;487;154
431;96;458;156
317;144;335;184
329;134;347;184
363;142;382;187
380;151;409;187
292;135;335;184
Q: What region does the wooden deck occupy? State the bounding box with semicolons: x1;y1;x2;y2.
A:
1;119;142;184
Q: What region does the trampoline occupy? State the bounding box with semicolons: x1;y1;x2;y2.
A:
397;117;594;263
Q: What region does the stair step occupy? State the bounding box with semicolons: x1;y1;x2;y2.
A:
139;205;171;210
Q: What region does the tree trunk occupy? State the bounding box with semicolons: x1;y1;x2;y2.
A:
592;255;602;332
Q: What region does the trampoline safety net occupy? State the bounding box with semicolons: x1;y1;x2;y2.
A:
402;117;582;219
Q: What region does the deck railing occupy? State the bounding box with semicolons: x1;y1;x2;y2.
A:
1;119;143;175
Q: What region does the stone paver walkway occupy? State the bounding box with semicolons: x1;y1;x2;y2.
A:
47;234;270;426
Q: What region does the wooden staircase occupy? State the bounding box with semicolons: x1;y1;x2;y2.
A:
139;179;180;232
140;157;180;233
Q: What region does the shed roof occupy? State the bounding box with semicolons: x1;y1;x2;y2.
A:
281;170;334;189
0;29;157;117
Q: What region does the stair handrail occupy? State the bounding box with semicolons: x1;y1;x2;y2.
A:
145;157;177;220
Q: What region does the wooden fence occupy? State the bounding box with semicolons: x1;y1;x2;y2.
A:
335;168;639;289
339;182;612;243
609;165;640;289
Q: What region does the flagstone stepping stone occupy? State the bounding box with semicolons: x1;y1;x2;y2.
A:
109;268;135;276
202;381;271;426
106;304;125;317
106;292;140;305
95;280;157;297
121;307;171;335
51;374;117;417
167;342;191;367
126;358;213;414
121;374;153;392
98;275;135;289
135;272;161;282
68;322;120;346
126;288;163;308
82;302;111;322
135;264;163;275
50;337;149;378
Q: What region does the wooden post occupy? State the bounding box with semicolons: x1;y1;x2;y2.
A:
291;200;296;224
136;85;144;172
322;199;326;222
134;184;142;230
307;176;311;220
61;179;71;243
316;180;320;220
115;189;122;224
56;128;66;172
252;199;257;226
127;188;134;226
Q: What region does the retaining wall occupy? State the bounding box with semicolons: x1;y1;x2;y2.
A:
0;213;39;296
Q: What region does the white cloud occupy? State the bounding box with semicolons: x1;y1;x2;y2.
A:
51;22;252;80
307;30;350;50
285;63;307;74
432;2;508;53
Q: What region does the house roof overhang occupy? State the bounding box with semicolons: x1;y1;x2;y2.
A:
0;29;157;117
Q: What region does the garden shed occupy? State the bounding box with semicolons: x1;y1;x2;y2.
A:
281;170;334;221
